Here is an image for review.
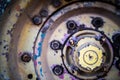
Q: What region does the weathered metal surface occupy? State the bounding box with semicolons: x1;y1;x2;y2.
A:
0;0;120;80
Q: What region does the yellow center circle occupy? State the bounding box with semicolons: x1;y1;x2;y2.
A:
78;45;103;71
83;50;98;65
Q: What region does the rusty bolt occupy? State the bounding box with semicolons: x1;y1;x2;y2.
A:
21;52;31;62
32;15;42;25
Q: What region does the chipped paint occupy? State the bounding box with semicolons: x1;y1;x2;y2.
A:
0;0;120;80
34;33;46;60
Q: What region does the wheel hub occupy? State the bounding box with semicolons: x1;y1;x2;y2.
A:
78;45;103;71
1;1;120;80
62;30;113;79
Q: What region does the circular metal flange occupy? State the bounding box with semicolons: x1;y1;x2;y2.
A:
33;1;120;80
78;45;103;71
62;30;113;79
1;0;120;80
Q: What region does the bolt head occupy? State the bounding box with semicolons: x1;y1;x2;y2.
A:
52;65;64;76
91;17;104;28
50;40;61;50
32;15;42;25
21;52;31;62
66;20;77;30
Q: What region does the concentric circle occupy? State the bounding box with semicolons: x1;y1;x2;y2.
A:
78;45;103;71
83;50;98;65
1;0;120;80
62;30;113;79
32;1;119;80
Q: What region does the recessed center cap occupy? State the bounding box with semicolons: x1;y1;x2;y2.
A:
83;50;98;65
78;45;103;71
62;30;113;79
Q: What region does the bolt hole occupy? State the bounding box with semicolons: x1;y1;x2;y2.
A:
27;74;33;79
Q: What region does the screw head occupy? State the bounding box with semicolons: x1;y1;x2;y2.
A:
50;40;61;50
91;17;104;28
66;20;77;30
52;65;64;76
32;15;42;25
21;52;31;62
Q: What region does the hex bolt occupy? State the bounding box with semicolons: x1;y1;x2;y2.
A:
66;20;77;30
40;9;48;17
91;17;104;28
52;0;62;7
50;40;61;50
52;65;64;76
21;52;31;62
32;15;42;25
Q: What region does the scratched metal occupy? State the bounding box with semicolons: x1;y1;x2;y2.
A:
0;0;120;80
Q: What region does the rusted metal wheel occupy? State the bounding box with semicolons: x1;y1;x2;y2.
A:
0;0;120;80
